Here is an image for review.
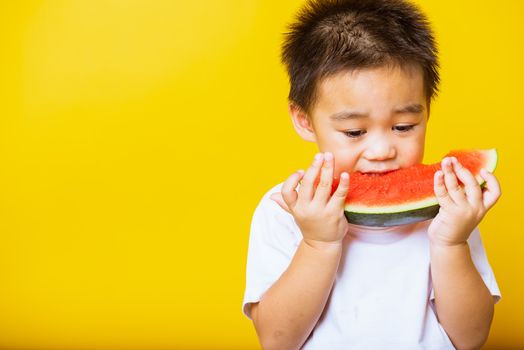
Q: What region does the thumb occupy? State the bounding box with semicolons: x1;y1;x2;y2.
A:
270;192;291;213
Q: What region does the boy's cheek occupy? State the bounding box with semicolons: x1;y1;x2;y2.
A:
331;151;360;175
332;161;356;179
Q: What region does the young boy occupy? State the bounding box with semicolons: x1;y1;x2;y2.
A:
242;0;501;349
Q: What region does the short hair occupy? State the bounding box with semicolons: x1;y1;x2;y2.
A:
280;0;440;116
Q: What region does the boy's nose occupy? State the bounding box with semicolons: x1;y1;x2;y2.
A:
363;138;396;161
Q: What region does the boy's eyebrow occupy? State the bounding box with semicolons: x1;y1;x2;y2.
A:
395;103;425;114
329;103;425;121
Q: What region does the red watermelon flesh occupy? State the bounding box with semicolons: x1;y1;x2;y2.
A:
314;149;498;226
346;149;497;211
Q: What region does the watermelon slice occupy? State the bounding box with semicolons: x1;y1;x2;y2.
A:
327;149;498;227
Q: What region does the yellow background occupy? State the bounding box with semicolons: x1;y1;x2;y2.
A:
0;0;522;349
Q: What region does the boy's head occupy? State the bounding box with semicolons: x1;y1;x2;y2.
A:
280;0;440;176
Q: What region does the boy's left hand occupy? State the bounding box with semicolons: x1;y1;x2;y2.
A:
428;156;501;247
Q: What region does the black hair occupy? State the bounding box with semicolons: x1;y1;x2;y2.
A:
281;0;440;116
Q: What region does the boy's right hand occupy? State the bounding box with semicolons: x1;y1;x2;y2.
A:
270;152;350;249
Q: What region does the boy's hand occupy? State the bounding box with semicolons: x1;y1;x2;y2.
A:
428;156;501;247
270;152;350;249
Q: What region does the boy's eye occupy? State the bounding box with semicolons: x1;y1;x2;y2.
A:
343;130;366;138
393;124;415;132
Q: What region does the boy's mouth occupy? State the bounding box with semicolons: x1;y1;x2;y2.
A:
359;169;399;176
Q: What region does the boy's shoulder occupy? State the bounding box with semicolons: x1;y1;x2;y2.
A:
260;182;284;201
253;181;296;225
251;181;303;245
255;181;285;214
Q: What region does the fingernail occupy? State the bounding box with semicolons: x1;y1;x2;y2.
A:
297;169;305;175
324;152;333;161
314;153;323;163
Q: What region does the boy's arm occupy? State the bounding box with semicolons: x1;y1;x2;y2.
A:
430;242;494;350
251;152;349;350
428;157;501;350
251;239;342;350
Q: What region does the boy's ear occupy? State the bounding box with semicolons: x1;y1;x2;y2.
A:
288;103;317;143
426;98;431;120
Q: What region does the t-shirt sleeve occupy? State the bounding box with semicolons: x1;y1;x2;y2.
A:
430;226;502;308
242;190;301;320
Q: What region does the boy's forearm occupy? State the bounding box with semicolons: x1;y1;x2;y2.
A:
430;242;494;350
252;239;342;350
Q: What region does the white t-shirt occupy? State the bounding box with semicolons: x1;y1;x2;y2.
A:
242;182;501;350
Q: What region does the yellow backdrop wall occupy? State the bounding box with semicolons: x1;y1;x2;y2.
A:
0;1;522;349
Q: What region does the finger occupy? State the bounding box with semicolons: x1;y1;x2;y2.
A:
327;171;350;211
434;170;454;207
442;157;466;204
451;157;482;206
280;169;305;211
480;168;501;210
270;192;291;213
312;152;334;204
299;153;324;201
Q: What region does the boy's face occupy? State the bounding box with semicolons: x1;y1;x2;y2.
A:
290;64;428;178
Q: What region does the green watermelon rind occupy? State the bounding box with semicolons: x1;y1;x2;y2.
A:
344;149;498;226
345;205;440;227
